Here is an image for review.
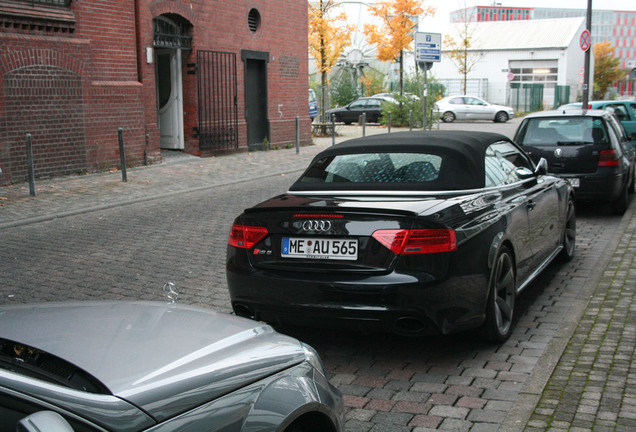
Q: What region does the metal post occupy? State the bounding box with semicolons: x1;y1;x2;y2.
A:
331;114;336;146
26;133;35;196
409;110;413;131
361;113;366;137
118;128;127;183
388;112;392;134
295;116;300;154
423;67;428;130
581;0;592;107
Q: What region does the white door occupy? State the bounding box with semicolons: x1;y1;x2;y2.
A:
157;49;184;149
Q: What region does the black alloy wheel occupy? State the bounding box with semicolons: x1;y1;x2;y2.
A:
481;246;516;343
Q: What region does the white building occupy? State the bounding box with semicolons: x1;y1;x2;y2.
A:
431;17;589;110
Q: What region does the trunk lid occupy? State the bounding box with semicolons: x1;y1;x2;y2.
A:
239;194;458;273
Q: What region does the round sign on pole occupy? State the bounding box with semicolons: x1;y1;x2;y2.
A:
580;29;591;52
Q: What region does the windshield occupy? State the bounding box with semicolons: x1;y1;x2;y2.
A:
516;117;608;146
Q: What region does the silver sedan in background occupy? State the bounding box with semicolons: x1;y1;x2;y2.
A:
435;95;515;123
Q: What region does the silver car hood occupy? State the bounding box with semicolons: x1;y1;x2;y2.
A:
0;301;306;420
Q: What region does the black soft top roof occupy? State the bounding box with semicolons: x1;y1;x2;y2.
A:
290;130;514;192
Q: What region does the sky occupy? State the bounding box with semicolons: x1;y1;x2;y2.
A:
420;0;636;33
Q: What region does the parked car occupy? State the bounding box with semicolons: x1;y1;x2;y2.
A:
514;109;635;215
309;89;318;121
0;301;344;432
559;100;636;141
434;95;514;123
371;92;420;103
227;131;575;343
326;97;393;124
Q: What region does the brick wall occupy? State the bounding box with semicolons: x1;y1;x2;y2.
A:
147;0;311;153
0;0;310;185
4;64;86;180
0;1;147;185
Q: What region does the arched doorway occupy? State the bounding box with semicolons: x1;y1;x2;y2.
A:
153;15;192;150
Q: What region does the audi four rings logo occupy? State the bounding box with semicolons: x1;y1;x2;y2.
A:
302;220;332;231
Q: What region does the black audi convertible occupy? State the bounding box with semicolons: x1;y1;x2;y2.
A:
226;131;576;343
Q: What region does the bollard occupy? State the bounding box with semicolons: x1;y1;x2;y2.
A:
295;116;300;154
331;114;336;146
409;110;413;131
388;112;391;134
26;133;35;196
118;128;127;182
361;113;366;137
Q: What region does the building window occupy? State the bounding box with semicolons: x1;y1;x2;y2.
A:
248;8;261;33
153;15;192;50
0;0;75;33
13;0;70;5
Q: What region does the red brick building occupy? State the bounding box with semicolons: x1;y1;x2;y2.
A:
0;0;311;185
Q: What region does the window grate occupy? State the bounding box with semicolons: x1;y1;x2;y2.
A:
248;8;260;32
153;16;192;50
14;0;71;6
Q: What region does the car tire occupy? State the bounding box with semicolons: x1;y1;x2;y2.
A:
629;169;635;194
442;112;455;123
344;120;352;125
494;111;509;123
558;196;576;262
481;245;515;343
611;184;629;215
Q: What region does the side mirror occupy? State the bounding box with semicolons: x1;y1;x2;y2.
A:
514;166;535;180
17;411;75;432
534;158;548;176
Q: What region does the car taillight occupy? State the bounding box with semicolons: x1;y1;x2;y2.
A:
598;149;619;167
372;229;457;254
228;224;268;249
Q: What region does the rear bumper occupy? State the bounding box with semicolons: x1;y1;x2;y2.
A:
226;268;489;336
560;173;623;202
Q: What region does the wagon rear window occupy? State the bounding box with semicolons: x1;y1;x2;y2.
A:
296;153;442;186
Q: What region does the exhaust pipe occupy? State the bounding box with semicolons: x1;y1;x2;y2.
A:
394;316;427;335
233;303;254;318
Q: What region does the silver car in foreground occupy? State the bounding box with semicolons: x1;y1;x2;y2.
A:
434;95;515;123
0;301;343;432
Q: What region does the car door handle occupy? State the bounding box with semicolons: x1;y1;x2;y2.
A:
527;200;536;210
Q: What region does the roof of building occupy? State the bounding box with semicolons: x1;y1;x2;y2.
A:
443;17;585;51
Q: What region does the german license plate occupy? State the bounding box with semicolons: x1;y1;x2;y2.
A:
566;178;580;187
282;238;358;260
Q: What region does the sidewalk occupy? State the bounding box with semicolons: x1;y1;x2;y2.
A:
0;125;385;229
1;125;635;431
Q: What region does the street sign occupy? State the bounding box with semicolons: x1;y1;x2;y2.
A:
415;32;441;63
580;29;591;52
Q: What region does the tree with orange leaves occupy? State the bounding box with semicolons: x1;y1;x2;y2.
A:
363;0;435;96
593;41;624;99
309;1;353;123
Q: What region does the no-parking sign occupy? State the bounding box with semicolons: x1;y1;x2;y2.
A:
580;29;591;52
